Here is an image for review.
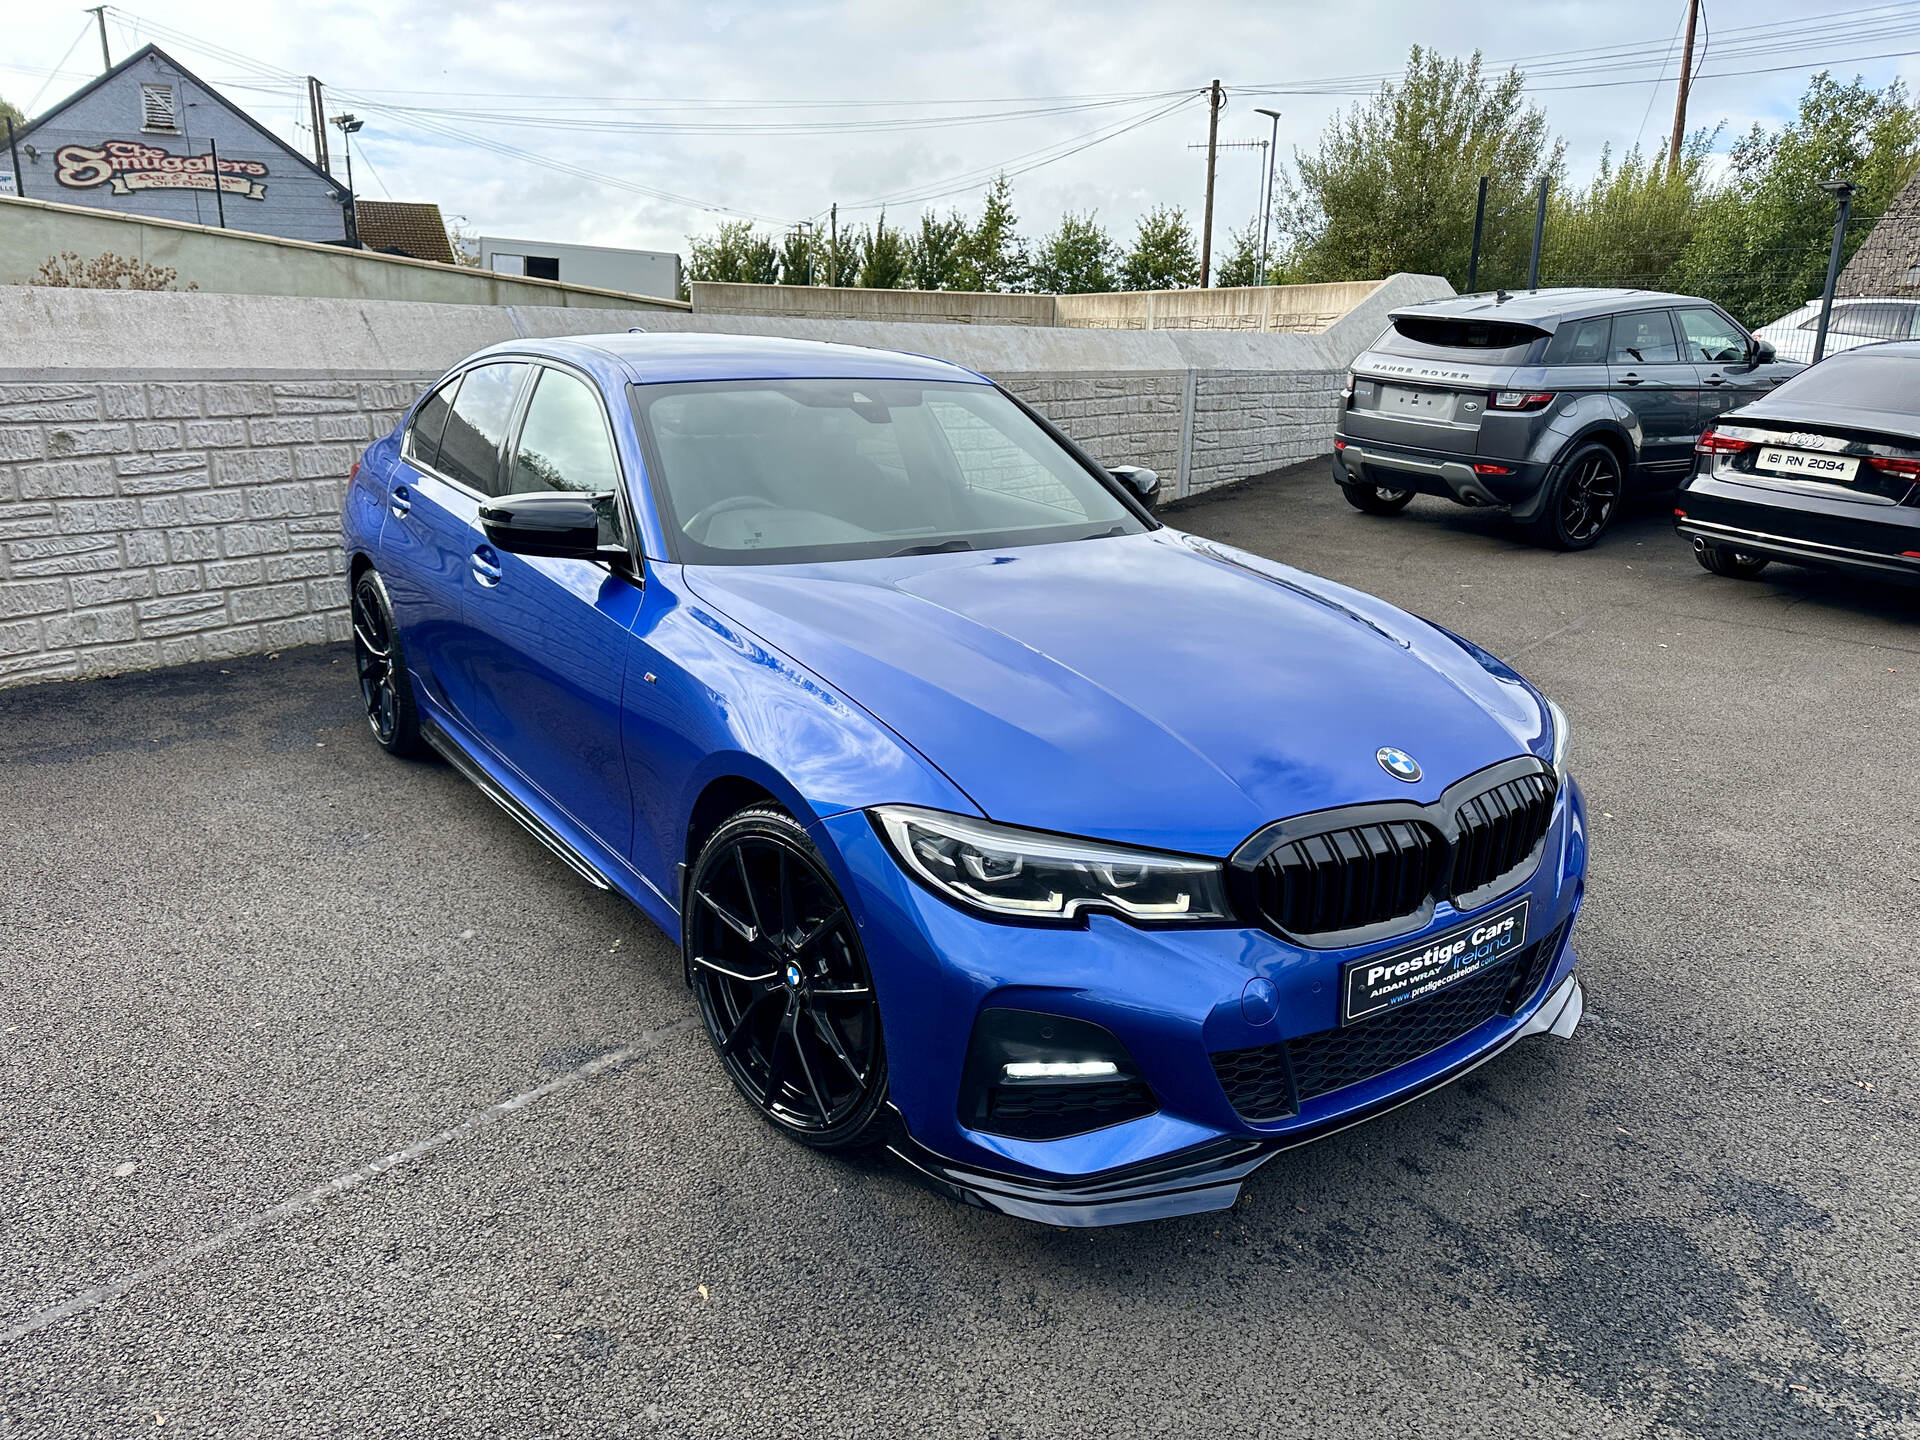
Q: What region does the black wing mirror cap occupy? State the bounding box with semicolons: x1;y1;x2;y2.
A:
479;490;612;560
1110;465;1162;505
1750;338;1777;366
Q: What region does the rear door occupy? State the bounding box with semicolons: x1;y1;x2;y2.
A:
452;362;642;856
1609;309;1698;481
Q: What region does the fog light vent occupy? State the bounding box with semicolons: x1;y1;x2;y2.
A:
960;1009;1157;1141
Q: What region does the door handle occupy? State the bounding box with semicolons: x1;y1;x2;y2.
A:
470;545;502;587
1703;373;1727;386
1618;373;1644;386
389;484;412;519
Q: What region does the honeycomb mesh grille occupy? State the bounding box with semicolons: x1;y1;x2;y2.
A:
1208;926;1566;1121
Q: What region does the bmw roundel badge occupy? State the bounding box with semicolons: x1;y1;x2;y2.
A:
1377;747;1422;782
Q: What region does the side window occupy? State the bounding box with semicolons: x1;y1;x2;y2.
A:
436;362;527;495
511;369;621;495
1675;307;1748;363
403;376;459;471
1610;311;1681;365
1828;302;1914;340
1542;315;1612;365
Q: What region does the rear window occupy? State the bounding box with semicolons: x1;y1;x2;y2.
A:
1376;317;1544;364
1769;350;1917;411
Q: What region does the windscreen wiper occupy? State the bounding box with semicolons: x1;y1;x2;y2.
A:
890;539;974;557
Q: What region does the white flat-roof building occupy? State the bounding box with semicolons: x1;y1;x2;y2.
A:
478;236;680;302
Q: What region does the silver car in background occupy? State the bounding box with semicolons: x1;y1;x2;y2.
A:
1751;297;1920;364
1331;288;1804;549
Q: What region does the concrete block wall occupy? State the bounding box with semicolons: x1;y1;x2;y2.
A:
0;374;431;686
0;272;1449;689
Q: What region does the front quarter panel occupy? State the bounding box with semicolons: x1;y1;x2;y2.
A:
624;562;977;907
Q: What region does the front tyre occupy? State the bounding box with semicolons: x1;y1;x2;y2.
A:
350;569;423;756
1340;481;1417;515
1694;541;1772;578
686;807;889;1150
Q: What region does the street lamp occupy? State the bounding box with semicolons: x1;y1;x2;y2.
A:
331;112;364;249
1254;108;1282;286
1811;177;1857;364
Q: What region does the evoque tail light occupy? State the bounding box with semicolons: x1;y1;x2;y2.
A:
1489;390;1555;411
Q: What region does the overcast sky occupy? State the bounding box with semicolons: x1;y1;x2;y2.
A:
6;1;1916;258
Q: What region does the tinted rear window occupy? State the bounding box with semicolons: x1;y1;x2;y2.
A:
1376;317;1544;364
1542;315;1612;365
1770;350;1918;411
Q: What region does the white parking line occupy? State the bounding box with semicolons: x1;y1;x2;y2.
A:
2;1018;701;1344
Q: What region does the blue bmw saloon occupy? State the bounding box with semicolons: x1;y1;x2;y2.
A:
340;332;1587;1226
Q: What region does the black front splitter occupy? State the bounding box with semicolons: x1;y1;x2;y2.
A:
885;974;1584;1227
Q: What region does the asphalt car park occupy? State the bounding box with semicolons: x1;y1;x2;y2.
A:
4;469;1917;1437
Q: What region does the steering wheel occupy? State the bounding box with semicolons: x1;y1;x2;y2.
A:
682;494;769;541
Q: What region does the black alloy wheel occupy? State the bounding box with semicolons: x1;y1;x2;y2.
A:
1340;481;1418;515
1694;542;1772;579
350;570;422;755
686;807;888;1149
1528;441;1622;550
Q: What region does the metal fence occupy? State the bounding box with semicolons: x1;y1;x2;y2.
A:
1463;176;1914;362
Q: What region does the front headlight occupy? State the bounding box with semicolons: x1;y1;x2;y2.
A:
871;806;1233;926
1546;698;1571;783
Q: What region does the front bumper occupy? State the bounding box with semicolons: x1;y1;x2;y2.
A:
1332;435;1550;511
810;780;1588;1225
1676;474;1920;580
889;973;1584;1226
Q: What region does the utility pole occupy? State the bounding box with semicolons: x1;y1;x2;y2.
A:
86;6;110;72
307;77;331;173
1811;179;1857;364
1255;107;1282;286
1199;79;1223;287
331;113;364;248
1667;0;1700;176
829;203;838;287
7;117;25;199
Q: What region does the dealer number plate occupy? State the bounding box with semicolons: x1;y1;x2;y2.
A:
1341;899;1530;1025
1756;447;1858;483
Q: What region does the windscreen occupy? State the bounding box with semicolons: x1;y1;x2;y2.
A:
631;379;1147;565
1768;350;1917;412
1374;316;1546;365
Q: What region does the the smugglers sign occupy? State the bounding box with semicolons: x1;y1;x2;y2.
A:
54;140;269;200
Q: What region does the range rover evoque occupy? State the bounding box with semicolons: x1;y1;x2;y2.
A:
1332;288;1804;549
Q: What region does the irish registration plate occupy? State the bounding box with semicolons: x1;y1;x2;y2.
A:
1756;447;1858;483
1340;899;1530;1025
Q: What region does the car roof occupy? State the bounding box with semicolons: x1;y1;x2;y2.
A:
1388;287;1715;329
1813;338;1920;359
473;331;993;387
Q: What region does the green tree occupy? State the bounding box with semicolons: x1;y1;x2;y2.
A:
1212;218;1270;287
1540;136;1715;292
0;94;23;130
777;226;817;286
821;219;860;287
1030;211;1119;293
1121;206;1200;290
686;220;779;286
1673;73;1919;326
909;210;970;289
1272;47;1562;290
858;210;911;289
954;174;1028;291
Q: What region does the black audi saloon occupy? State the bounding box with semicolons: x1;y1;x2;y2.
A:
1676;341;1920;584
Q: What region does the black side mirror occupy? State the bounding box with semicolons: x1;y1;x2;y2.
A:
1110;465;1162;506
478;490;621;562
1751;338;1777;365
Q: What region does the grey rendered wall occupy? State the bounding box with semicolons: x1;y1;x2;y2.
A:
0;195;693;309
10;49;347;244
0;273;1447;689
